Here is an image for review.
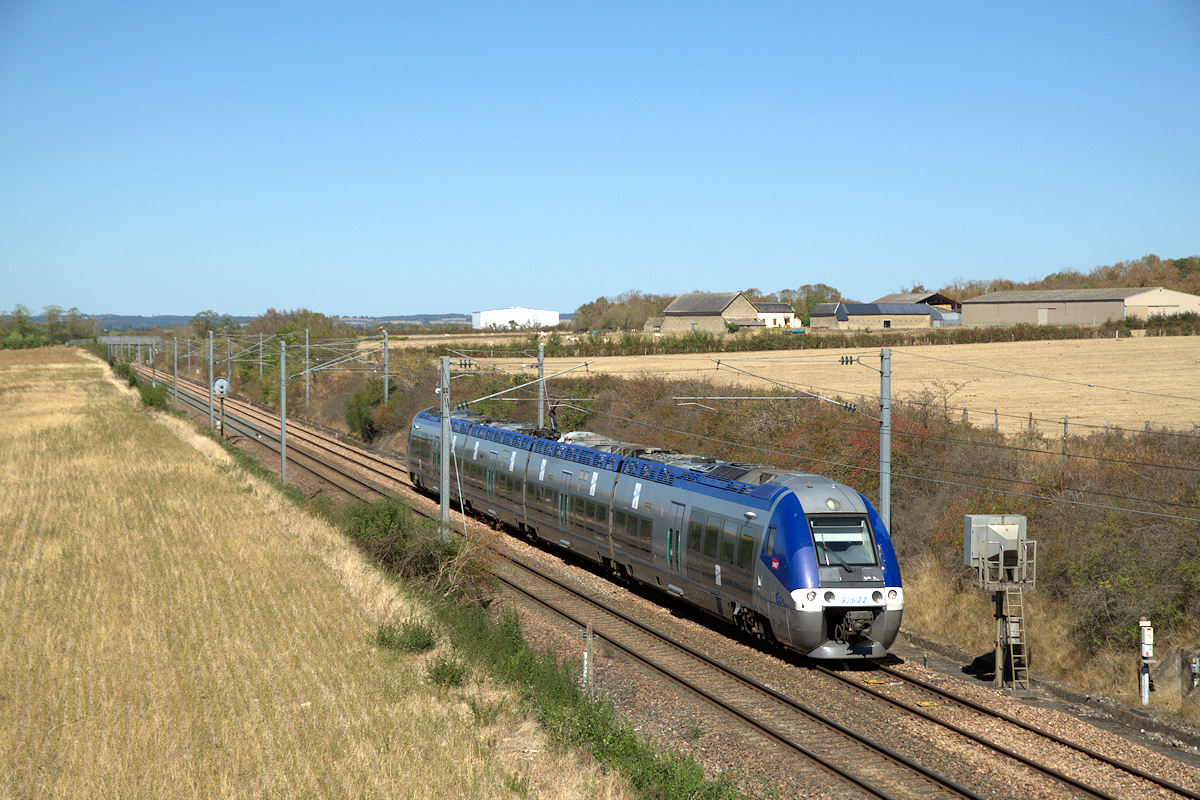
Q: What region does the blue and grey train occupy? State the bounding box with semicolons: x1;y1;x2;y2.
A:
408;409;903;659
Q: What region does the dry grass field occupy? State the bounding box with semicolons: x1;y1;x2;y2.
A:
0;347;630;800
493;336;1200;435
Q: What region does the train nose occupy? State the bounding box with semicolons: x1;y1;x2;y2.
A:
835;610;874;642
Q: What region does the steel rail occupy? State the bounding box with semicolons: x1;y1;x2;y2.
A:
871;664;1200;800
490;551;983;800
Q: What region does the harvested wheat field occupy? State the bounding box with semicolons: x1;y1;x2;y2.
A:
0;347;629;800
500;335;1200;436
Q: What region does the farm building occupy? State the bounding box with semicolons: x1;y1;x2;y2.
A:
961;287;1200;326
752;301;797;328
471;307;560;329
808;302;950;331
643;291;763;335
871;291;961;312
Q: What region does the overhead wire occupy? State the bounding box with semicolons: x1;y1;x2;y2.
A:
548;401;1200;524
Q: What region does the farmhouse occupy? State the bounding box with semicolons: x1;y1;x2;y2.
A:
961;287;1200;326
871;291;961;312
752;301;797;328
644;291;763;335
808;302;949;331
471;307;560;330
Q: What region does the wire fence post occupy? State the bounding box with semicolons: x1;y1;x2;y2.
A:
383;329;389;403
305;328;310;409
259;332;263;378
439;355;451;542
280;342;287;485
172;337;178;410
1062;415;1068;455
879;348;891;533
994;408;999;432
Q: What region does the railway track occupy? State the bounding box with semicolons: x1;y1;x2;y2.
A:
131;363;1200;800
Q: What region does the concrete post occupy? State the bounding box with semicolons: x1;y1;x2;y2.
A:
208;331;214;431
879;348;891;533
439;355;451;541
537;343;545;428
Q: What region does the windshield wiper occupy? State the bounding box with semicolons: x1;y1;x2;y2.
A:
821;546;854;573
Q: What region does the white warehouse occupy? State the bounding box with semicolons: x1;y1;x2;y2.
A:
471;307;560;330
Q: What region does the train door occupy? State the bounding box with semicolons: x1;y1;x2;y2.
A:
666;501;686;572
760;524;792;641
556;470;571;528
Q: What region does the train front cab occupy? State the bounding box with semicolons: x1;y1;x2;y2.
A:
755;488;903;659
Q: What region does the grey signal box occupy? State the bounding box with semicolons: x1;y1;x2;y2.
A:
964;514;1035;591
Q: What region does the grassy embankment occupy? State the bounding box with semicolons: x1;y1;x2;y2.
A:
0;347;643;799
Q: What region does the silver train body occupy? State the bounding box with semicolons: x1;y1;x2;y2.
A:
408;409;903;659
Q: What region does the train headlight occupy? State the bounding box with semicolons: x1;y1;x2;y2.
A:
826;498;840;510
806;591;817;602
872;591;883;603
824;591;835;602
888;590;898;600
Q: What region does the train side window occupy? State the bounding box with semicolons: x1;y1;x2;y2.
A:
703;516;720;558
639;518;652;551
720;518;738;564
737;533;755;569
687;513;704;553
764;525;777;555
615;510;627;531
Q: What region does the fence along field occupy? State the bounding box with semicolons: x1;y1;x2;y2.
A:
0;348;629;800
498;336;1200;436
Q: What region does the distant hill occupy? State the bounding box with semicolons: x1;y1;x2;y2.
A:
338;314;471;328
77;314;255;332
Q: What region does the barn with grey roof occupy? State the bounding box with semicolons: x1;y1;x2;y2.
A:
961;287;1200;326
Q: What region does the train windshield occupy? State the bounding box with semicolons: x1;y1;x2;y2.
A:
809;516;877;567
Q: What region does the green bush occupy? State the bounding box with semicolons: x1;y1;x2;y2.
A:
340;499;489;603
376;617;437;653
138;383;169;409
425;654;468;687
345;378;385;441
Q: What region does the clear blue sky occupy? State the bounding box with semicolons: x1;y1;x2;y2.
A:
2;2;1198;317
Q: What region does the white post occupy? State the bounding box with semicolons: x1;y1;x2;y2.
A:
383;329;389;403
1140;617;1155;706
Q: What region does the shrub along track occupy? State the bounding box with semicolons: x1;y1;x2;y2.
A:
137;364;1200;800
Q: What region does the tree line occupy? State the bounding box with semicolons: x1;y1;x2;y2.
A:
0;305;94;349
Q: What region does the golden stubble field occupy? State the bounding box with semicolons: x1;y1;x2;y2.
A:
492;336;1200;436
0;348;630;800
